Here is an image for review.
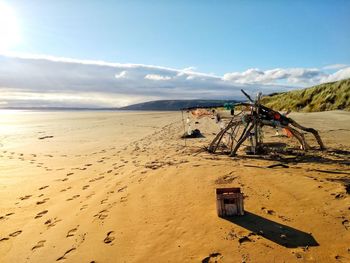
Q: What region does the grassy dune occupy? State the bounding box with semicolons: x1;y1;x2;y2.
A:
261;78;350;112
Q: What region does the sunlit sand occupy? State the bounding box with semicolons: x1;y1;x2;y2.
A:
0;110;349;262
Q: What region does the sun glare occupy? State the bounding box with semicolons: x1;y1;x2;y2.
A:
0;1;21;51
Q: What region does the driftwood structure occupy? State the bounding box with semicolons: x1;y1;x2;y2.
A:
207;90;325;156
216;188;244;217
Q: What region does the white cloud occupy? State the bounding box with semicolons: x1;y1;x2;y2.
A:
0;52;349;108
0;52;243;107
0;51;181;71
145;74;172;81
182;66;196;72
322;64;348;70
320;67;350;83
115;71;128;79
223;67;350;86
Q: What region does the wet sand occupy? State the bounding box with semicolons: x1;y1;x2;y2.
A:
0;110;349;262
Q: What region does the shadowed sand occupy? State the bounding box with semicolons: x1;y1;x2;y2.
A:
0;110;349;262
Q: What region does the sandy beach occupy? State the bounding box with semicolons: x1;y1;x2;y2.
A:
0;110;349;263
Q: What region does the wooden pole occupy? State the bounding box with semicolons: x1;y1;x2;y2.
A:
230;122;254;156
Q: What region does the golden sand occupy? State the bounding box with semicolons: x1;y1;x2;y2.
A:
0;110;349;262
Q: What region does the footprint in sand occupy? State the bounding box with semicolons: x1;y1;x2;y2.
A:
120;195;128;203
86;192;95;199
66;227;79;237
9;230;22;237
0;237;10;242
39;185;49;190
261;207;276;215
66;195;80;201
0;212;15;221
60;186;72;192
45;217;62;228
19;195;32;200
342;219;349;230
137;177;145;183
80;204;88;211
89;176;104;183
82;185;90;190
66;172;74;176
201;252;222;263
103;231;115;244
94;209;109;220
117;186;127;193
36;198;50;205
35;210;48;219
100;198;108;204
32;240;46;250
291;248;305;259
56;248;76;261
335;255;348;261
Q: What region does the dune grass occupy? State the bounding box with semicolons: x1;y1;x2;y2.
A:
261;78;350;112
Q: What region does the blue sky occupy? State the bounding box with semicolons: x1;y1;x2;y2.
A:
8;0;350;74
0;0;349;107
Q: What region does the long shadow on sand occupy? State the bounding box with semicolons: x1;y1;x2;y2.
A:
237;148;350;166
225;212;319;248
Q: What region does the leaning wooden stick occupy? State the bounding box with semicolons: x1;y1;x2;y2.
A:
286;126;310;150
288;119;325;150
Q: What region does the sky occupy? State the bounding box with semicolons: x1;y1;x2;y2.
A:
0;0;349;107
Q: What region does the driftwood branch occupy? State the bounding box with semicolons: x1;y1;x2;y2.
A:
204;89;325;156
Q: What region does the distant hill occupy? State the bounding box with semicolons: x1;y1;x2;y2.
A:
118;100;239;111
261;78;350;112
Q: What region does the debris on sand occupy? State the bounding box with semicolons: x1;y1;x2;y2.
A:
267;163;289;169
181;129;203;139
186;89;325;156
216;188;244;217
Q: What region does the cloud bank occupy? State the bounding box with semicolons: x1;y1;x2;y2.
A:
223;67;349;85
0;53;349;108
